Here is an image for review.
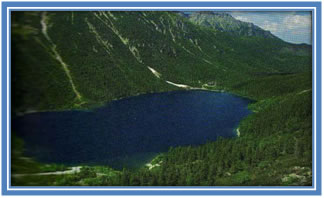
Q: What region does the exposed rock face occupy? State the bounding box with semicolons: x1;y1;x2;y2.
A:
281;166;312;185
186;11;277;39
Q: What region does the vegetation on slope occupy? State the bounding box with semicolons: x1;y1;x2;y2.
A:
186;11;277;39
11;11;312;186
12;11;311;112
12;72;312;186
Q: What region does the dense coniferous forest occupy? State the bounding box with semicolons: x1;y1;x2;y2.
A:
11;11;312;186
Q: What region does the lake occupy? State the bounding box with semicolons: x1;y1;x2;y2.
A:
12;91;252;169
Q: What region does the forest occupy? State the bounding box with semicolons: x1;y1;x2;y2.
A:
12;71;312;186
11;11;312;186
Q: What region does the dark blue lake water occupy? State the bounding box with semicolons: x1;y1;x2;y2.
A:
13;91;252;169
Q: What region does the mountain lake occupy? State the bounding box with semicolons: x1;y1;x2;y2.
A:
12;90;252;169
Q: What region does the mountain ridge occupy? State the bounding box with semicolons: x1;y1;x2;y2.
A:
183;11;278;39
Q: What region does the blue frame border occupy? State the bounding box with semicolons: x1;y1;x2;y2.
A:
1;1;322;196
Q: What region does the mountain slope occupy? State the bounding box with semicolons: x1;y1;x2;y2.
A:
185;11;277;39
11;11;313;186
12;11;311;112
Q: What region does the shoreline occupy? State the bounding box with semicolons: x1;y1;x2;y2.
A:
14;88;231;116
12;166;82;178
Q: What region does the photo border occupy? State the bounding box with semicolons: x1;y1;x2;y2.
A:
1;1;322;196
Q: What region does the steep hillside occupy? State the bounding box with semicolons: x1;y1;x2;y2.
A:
12;72;312;186
11;11;313;186
185;11;312;56
12;11;311;112
185;11;277;39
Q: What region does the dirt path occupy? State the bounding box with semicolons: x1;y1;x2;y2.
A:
12;166;82;178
